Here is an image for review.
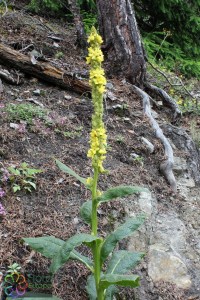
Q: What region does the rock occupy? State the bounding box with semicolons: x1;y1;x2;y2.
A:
173;157;188;174
148;244;191;289
138;190;154;217
106;82;114;90
64;94;72;100
177;177;195;188
33;89;41;96
106;91;117;101
152;213;186;251
141;137;155;154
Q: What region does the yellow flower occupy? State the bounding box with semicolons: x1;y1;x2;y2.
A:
87;27;107;173
87;27;103;45
86;177;93;187
86;47;104;64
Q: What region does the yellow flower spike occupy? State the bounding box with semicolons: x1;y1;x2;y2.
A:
87;27;107;173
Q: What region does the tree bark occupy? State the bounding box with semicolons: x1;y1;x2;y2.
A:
96;0;146;87
0;43;90;94
68;0;87;51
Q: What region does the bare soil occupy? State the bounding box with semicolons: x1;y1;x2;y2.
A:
0;9;199;300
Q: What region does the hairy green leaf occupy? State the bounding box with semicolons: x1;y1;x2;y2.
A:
23;236;65;259
101;215;145;264
23;236;93;271
50;234;101;273
70;250;93;272
55;159;86;185
106;250;145;274
97;185;145;203
99;274;140;290
80;200;92;224
105;285;118;300
86;275;97;300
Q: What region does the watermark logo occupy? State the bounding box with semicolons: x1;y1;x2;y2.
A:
1;272;53;299
3;271;28;298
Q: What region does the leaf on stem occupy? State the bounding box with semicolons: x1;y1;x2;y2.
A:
106;250;145;274
99;274;140;290
55;159;86;185
86;275;97;300
80;200;92;224
100;215;145;264
50;233;101;273
23;236;65;259
23;236;93;271
70;250;93;272
97;185;146;204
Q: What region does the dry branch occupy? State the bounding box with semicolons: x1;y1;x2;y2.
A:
0;43;90;94
133;85;177;192
0;67;22;85
145;82;182;120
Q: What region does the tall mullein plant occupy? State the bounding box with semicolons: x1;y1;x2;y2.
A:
23;27;146;300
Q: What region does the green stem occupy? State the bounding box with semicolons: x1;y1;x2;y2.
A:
97;288;105;300
91;167;104;299
91;167;98;235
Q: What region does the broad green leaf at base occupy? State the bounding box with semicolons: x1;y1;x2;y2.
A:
106;250;145;274
50;233;101;273
100;274;140;290
101;215;145;264
97;185;146;204
23;236;93;272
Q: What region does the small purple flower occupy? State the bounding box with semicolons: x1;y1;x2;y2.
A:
1;168;10;182
0;188;5;198
0;202;6;216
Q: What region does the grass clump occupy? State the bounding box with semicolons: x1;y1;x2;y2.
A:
5;103;47;125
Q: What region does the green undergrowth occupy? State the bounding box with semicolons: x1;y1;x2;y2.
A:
143;31;200;79
5;103;47;125
147;62;200;115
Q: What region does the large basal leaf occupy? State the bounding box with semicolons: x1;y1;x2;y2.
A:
105;285;118;300
55;159;86;185
97;185;146;203
86;275;97;300
50;234;101;273
23;236;93;272
86;276;118;300
23;236;64;259
106;250;145;274
99;274;140;290
100;215;145;264
80;200;92;224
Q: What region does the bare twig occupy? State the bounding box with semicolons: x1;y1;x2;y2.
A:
148;61;195;99
145;82;182;120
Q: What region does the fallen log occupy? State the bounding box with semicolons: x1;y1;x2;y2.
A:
0;43;90;94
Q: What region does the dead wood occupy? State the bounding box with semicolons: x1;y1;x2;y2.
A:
0;67;22;85
0;43;90;94
145;82;182;120
133;85;177;192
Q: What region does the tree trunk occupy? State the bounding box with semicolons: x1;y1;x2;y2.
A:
68;0;87;51
96;0;146;87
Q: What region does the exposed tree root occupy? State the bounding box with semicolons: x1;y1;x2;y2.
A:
162;124;200;184
133;85;177;192
144;82;182;121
